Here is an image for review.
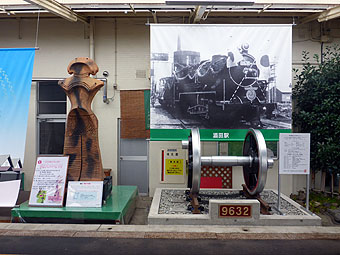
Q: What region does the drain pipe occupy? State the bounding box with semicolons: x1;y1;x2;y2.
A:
89;17;95;61
114;18;118;89
89;16;110;104
103;19;117;104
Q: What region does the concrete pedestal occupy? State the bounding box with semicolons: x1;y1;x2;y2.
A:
148;188;321;226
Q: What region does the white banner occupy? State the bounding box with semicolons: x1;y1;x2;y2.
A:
150;24;292;130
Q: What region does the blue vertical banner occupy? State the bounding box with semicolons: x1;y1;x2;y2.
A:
0;48;35;163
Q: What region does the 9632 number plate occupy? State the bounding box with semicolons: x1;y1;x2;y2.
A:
219;205;252;218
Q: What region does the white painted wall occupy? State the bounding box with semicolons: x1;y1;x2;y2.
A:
1;17;339;195
149;141;188;195
0;17;150;190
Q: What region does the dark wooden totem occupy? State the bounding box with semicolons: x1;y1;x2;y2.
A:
59;57;104;181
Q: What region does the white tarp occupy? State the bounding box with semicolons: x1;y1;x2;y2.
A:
0;180;21;207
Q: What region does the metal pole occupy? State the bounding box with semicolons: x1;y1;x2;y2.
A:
277;141;281;211
117;118;121;185
306;173;310;211
146;138;150;196
277;170;281;211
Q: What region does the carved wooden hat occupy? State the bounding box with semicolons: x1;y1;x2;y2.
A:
67;57;99;76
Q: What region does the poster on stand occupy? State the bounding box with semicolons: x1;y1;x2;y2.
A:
66;181;103;208
150;24;292;139
28;156;69;207
279;133;310;174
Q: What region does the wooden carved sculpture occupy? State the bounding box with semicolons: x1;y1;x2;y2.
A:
59;57;104;181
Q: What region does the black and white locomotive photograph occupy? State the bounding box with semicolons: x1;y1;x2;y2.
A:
150;24;292;130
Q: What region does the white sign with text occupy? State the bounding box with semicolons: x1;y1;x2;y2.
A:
66;181;103;208
279;133;310;175
29;156;69;207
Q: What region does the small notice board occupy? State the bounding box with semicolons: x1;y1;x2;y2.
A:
29;156;69;207
165;159;183;175
279;133;310;175
66;181;103;208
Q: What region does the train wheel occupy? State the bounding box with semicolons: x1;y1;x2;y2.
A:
242;129;268;195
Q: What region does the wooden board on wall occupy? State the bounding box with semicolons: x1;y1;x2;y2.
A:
120;90;150;139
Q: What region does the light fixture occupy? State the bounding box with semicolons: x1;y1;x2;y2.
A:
165;0;254;6
24;0;88;23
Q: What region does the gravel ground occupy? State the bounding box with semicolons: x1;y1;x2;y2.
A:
159;189;306;215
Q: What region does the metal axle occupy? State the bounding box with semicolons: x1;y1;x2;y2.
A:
184;128;274;196
201;156;253;167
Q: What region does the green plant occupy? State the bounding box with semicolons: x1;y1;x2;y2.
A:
292;45;340;179
309;191;340;213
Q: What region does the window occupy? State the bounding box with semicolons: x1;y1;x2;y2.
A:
37;81;66;155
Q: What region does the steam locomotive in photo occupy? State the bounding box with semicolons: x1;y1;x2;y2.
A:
155;43;276;127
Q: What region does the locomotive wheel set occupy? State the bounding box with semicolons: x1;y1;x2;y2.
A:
182;128;274;214
156;44;277;128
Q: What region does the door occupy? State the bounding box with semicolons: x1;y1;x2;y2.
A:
118;119;148;195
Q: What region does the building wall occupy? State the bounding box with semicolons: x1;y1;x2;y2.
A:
0;17;150;190
1;17;339;195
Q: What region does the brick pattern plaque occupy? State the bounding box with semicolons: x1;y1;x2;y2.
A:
120;90;150;139
201;166;232;188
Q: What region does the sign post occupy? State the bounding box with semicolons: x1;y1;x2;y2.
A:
29;156;69;207
279;133;311;211
66;181;103;208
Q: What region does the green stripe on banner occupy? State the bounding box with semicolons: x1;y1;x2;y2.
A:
150;129;291;141
144;90;150;130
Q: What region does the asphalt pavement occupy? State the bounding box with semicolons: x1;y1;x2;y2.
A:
0;236;340;255
1;196;340;254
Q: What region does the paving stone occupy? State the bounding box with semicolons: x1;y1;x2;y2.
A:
0;223;12;230
5;223;100;232
74;231;145;239
144;232;217;239
3;230;75;237
216;233;290;240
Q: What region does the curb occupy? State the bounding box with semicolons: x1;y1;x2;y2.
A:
0;224;340;240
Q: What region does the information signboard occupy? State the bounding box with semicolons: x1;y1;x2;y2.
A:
66;181;103;208
165;159;183;175
28;156;69;207
279;133;310;175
